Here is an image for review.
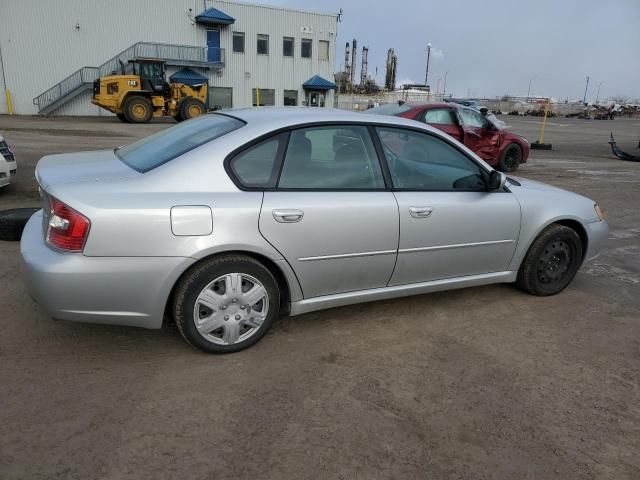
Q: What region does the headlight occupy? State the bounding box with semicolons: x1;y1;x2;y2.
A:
594;204;605;221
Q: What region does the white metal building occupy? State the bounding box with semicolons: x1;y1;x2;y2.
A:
0;0;338;115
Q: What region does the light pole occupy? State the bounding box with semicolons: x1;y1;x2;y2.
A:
443;71;448;96
424;43;431;88
527;75;536;102
582;76;590;105
595;81;604;104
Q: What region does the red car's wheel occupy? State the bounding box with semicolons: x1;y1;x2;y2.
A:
499;143;522;172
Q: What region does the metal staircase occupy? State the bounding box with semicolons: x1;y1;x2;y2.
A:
33;42;225;114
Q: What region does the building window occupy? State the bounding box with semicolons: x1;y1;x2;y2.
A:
209;87;233;110
319;40;329;61
283;37;294;57
301;38;312;58
257;34;269;55
252;88;275;106
284;90;298;106
232;32;245;53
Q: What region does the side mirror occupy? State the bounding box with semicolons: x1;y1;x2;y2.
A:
487;170;506;191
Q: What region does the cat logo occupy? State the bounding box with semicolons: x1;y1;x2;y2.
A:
127;80;137;87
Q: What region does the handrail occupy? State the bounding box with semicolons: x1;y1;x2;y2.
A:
33;42;225;112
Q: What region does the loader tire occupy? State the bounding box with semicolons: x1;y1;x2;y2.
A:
180;98;205;120
123;96;153;124
116;113;128;123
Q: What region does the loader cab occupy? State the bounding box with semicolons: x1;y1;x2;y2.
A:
129;59;168;95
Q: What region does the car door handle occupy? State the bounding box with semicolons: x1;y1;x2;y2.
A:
272;209;304;223
409;206;434;218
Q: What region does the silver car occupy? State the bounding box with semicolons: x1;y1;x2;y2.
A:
21;108;608;353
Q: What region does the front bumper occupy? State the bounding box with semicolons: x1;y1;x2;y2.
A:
20;211;195;329
0;160;16;187
585;220;608;261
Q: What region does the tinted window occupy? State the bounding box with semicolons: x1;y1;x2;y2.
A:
230;134;284;188
232;32;245;53
257;34;269;55
366;103;412;116
458;108;490;128
319;40;329;60
278;126;384;189
283;90;298;106
376;127;486;191
116;115;243;173
301;38;312;58
283;37;294;56
423;108;456;125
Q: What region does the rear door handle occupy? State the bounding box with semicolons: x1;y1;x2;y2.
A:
272;209;304;223
409;206;434;218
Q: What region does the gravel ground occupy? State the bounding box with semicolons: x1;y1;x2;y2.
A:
0;114;639;480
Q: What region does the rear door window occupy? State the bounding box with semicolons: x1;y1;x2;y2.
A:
115;114;244;172
422;108;457;125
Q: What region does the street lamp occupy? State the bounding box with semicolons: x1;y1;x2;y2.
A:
595;81;604;104
424;43;431;88
527;75;536;102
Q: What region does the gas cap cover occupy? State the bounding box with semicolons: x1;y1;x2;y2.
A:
170;206;213;236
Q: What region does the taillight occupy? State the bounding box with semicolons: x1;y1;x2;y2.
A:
46;197;90;252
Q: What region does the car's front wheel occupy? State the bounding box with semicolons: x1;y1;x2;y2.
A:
499;143;522;172
517;224;583;296
173;255;280;353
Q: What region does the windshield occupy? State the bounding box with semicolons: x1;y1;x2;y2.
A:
115;114;244;172
365;103;413;116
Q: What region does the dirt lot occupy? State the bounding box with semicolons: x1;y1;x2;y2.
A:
1;114;639;480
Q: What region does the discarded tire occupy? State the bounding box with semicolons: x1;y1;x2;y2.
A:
0;208;40;241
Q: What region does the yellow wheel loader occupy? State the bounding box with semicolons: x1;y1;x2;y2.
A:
91;59;208;123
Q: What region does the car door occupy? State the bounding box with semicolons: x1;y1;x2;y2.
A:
374;126;521;286
419;107;464;141
256;125;399;298
456;107;501;162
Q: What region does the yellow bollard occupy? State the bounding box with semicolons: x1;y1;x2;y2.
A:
256;87;260;107
531;98;552;150
5;89;13;115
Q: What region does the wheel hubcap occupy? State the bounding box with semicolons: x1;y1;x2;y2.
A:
193;273;268;345
537;241;572;284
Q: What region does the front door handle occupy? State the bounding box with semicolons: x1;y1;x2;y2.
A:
409;206;434;218
273;209;304;223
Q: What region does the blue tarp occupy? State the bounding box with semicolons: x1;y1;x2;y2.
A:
303;75;337;90
195;8;235;26
169;68;208;87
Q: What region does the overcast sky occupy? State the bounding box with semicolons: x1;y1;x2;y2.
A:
255;0;640;100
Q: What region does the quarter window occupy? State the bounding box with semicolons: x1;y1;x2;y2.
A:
229;134;285;188
376;127;486;191
301;38;312;58
232;32;245;53
283;37;294;57
257;34;269;55
278;126;385;189
422;108;456;125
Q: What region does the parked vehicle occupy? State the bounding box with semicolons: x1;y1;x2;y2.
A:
367;102;530;172
0;133;17;188
21;109;607;353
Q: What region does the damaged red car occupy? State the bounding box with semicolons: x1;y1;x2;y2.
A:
367;102;530;172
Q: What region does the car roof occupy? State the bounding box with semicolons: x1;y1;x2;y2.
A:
406;102;455;109
221;107;442;134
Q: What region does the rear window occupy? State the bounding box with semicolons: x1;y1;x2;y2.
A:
115;114;244;172
366;103;413;116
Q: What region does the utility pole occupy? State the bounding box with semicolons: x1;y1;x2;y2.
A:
582;76;590;105
424;43;431;87
443;71;448;96
595;81;604;104
527;75;536;102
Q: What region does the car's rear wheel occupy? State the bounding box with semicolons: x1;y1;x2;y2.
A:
499;143;522;172
173;255;280;353
517;224;583;296
0;208;40;241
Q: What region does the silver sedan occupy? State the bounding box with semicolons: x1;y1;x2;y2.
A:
21;108;608;353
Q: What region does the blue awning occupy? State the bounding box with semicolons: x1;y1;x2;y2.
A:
303;75;337;90
170;68;208;86
195;7;235;26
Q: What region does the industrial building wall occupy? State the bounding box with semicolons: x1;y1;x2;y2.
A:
0;0;336;115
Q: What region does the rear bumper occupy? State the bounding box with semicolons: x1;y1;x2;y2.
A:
585;219;608;261
20;211;195;329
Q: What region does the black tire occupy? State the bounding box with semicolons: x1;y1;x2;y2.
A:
517;224;583;296
116;113;128;123
0;208;40;241
180;98;205;121
173;255;280;353
173;112;184;123
499;143;522;172
123;95;153;124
